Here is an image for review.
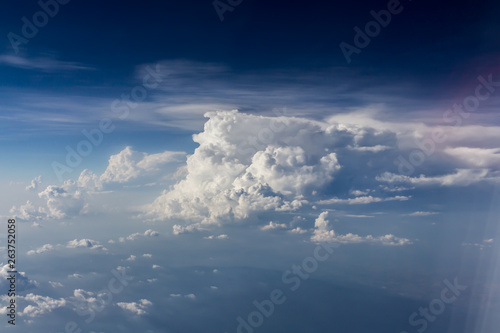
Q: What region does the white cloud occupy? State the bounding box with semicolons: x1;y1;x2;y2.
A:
48;281;63;288
116;299;152;315
27;244;55;255
170;293;196;299
185;293;196;300
260;221;288;231
142;253;153;258
146;110;398;228
311;212;411;246
317;195;410;205
347;145;391;152
125;255;136;261
204;234;229;240
377;169;500;186
0;264;37;291
66;239;106;251
0;54;92;72
344;214;374;218
404;211;439;216
68;273;83;279
71;289;108;315
9;200;46;221
349;189;370;196
119;229;159;242
27;239;106;255
289;227;307;234
10;146;185;222
20;294;67;317
462;238;494;250
100;146;185;184
26;176;42;191
444;147;500;168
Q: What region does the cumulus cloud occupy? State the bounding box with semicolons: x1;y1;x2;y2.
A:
349;189;370;196
100;146;185;184
118;229;159;242
146;110;398;230
19;294;67;317
10;146;184;222
289;227;307;234
71;289;109;315
27;244;55;255
10;200;46;221
26;176;42;191
311;212;411;246
116;299;152;315
260;222;288;231
0;264;38;292
66;239;107;251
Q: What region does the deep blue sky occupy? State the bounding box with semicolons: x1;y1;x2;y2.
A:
1;1;500;333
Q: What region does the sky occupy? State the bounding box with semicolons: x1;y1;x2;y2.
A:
0;0;499;332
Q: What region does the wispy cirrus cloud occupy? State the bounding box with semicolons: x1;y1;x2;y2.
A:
0;54;93;72
317;195;410;205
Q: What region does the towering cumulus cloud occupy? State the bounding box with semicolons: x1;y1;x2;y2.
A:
147;110;392;229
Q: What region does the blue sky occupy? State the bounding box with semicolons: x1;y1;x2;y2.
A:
1;0;500;332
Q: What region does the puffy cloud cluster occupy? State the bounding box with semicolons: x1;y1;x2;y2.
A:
311;212;411;246
0;264;38;292
118;229;159;242
19;294;67;318
66;239;107;251
26;175;42;191
146;111;395;229
100;147;185;184
116;299;152;315
27;239;106;255
10;147;185;222
260;221;288;231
